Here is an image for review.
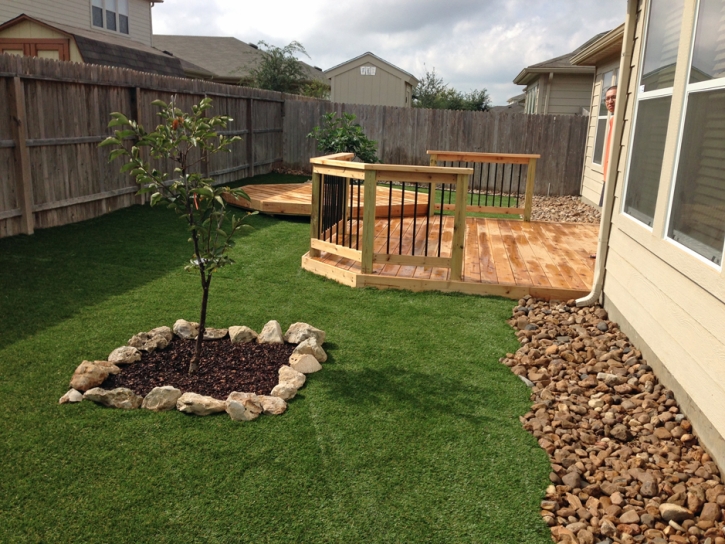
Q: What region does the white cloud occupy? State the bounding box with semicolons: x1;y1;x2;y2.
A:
152;0;625;105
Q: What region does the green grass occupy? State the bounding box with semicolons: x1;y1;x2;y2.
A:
0;179;551;543
398;185;520;219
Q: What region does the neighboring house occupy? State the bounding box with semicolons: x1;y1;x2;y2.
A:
153;35;326;86
514;33;607;115
325;52;419;107
572;24;626;207
0;1;186;77
587;0;725;468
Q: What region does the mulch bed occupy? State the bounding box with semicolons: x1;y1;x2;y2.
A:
103;337;296;400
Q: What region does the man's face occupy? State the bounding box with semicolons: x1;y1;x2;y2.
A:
605;89;617;114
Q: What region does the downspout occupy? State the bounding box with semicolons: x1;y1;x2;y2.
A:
576;0;638;307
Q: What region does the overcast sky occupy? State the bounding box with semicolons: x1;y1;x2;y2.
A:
153;0;625;106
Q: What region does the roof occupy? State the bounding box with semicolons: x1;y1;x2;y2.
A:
571;24;625;66
513;32;606;86
325;52;419;86
0;14;184;77
507;93;526;104
152;35;326;84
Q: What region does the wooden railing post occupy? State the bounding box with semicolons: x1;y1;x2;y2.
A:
310;171;321;257
450;173;468;282
428;153;437;216
360;169;377;274
523;157;537;222
10;76;34;235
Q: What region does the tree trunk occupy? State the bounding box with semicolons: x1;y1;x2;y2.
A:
188;274;211;375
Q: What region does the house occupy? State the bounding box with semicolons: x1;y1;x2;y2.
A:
152;35;326;87
582;0;725;468
0;1;186;77
513;33;607;115
571;25;626;207
325;52;419;107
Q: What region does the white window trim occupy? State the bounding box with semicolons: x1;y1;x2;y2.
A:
592;69;619;169
90;0;129;35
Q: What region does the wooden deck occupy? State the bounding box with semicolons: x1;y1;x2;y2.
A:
224;182;429;217
302;218;600;300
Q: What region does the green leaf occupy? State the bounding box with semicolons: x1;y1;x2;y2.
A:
99;137;121;147
150;192;163;206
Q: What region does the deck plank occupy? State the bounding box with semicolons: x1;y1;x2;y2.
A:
505;221;551;287
498;221;533;286
516;221;572;289
485;219;517;285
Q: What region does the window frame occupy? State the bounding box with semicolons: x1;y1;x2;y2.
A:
592;69;619;169
90;0;129;35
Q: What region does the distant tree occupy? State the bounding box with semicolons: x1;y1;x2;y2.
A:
248;41;330;98
413;68;491;112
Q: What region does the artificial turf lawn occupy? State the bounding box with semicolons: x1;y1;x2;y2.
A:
0;173;552;543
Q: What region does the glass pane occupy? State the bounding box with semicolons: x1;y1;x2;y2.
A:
641;0;685;91
624;96;672;226
593;117;608;165
92;5;103;27
668;89;725;264
690;0;725;83
119;14;129;34
91;0;102;6
599;71;614;112
106;10;116;31
118;0;128;15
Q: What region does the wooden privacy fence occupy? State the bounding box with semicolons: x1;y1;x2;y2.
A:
0;54;287;238
427;150;539;221
309;153;473;281
284;100;588;197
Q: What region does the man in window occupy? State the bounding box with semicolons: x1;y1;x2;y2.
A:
600;86;617;206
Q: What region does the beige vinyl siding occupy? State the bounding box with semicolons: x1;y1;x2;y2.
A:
0;0;153;46
603;0;725;467
580;60;620;206
330;61;407;107
546;74;595;114
0;19;83;62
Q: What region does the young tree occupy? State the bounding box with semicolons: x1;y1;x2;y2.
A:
307;112;380;163
100;97;254;374
413;68;491;111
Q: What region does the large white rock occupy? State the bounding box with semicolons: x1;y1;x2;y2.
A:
108;346;141;365
293;337;327;363
83;387;143;410
176;392;226;416
229;326;258;344
270;383;297;400
258;395;287;415
69;361;121;392
173;319;199;340
279;365;306;389
59;389;83;404
203;327;228;340
227;400;258;421
142;386;182;412
284;322;326;345
257;320;284;345
128;331;169;352
148;326;173;343
289;353;322;374
226;392;263;421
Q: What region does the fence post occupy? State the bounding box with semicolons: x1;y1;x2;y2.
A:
310;170;321;257
246;98;254;177
523;157;537;222
427;153;437;217
360;169;377;274
10;76;34;235
450;173;468;282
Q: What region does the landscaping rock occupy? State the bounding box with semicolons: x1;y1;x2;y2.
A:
289;353;322;374
148;326;173;343
108;346;141;365
258;395;287;415
660;503;693;523
229;326;257;344
284;322;326;345
293;337;327;363
128;330;170;352
173;319;198;340
226;392;263;419
530;195;600;224
69;361;121;392
203;327;228;340
258;320;284;345
176;392;226;416
142;386;182;412
226;400;258;421
279;365;306;389
58;389;83;404
83;387;142;409
270;383;297;401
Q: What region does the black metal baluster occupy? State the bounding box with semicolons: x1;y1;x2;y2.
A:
412;184;419;256
494;163;499;208
486;162;492;205
516;164;523;208
399;182;405;255
356;180;361;250
342;178;348;246
387;180;393;254
437;183;444;258
477;163;482;206
507;165;514;209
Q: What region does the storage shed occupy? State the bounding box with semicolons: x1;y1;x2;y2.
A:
325;52;419;107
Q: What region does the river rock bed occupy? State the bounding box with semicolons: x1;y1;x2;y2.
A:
504;297;724;544
530;196;601;224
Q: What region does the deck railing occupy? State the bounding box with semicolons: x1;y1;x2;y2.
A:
309;154;473;280
427;151;540;221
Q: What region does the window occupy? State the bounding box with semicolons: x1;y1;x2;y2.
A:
666;0;725;265
622;0;685;227
91;0;128;34
525;84;539;114
592;69;618;166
